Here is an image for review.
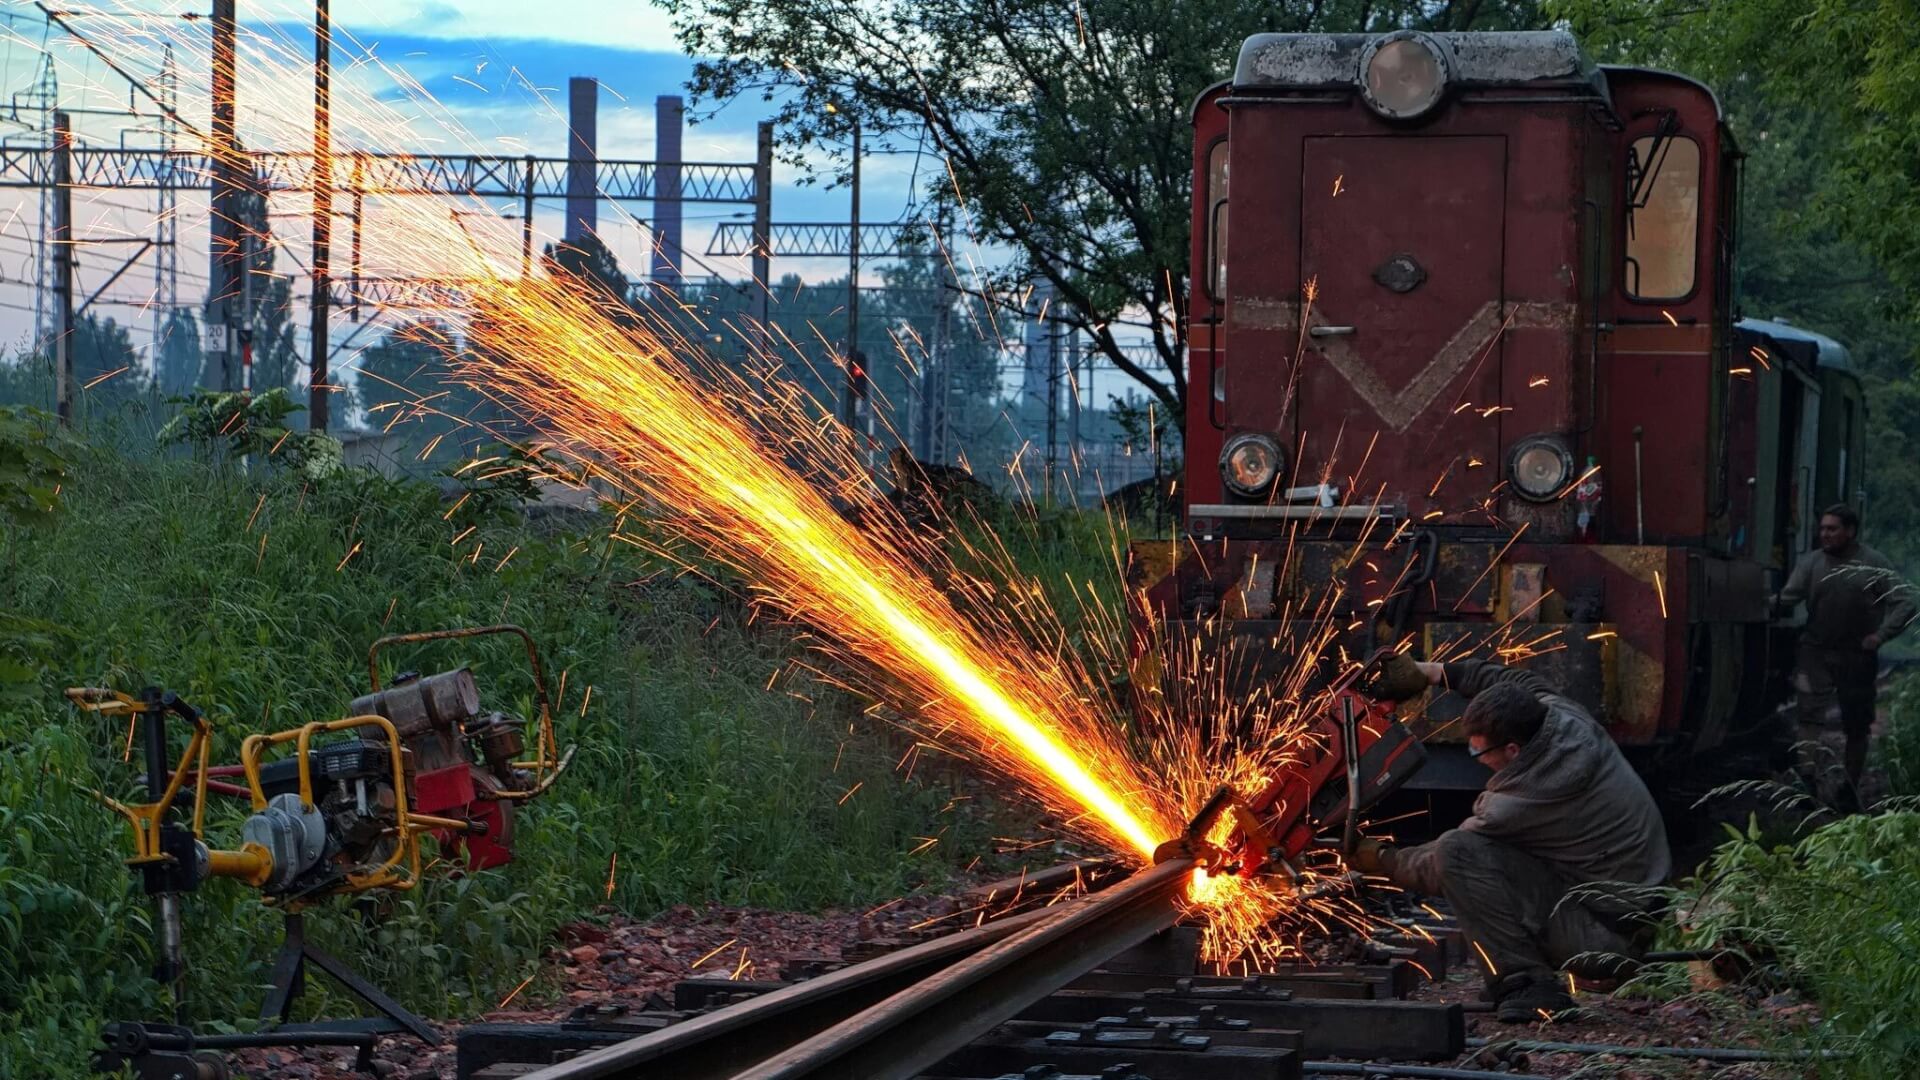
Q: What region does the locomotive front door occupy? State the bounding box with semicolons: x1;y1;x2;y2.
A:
1296;136;1506;519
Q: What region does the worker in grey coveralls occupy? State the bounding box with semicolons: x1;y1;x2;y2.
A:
1353;657;1669;1022
1776;504;1914;805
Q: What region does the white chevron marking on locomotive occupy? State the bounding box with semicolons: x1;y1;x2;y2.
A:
1230;300;1575;432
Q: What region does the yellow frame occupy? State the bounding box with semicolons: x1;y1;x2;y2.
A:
238;713;442;898
64;688;213;865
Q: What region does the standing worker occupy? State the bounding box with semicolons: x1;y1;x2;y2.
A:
1355;655;1669;1021
1776;504;1914;808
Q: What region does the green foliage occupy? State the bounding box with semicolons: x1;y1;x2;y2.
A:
0;406;70;527
1878;671;1920;798
0;723;165;1077
0;446;1021;1076
157;387;342;479
1669;811;1920;1076
154;309;205;397
355;321;501;463
659;0;1547;425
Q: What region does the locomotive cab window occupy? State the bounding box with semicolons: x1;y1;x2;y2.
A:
1206;139;1229;303
1623;134;1700;300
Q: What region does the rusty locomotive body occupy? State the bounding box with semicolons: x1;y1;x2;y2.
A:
1133;30;1863;786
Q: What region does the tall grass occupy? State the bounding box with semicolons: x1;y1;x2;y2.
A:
1878;670;1920;797
1646;805;1920;1076
0;439;1035;1076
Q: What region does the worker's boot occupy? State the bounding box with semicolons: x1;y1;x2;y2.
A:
1490;971;1576;1023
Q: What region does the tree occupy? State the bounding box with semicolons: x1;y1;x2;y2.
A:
243;258;302;395
354;321;493;458
658;0;1545;429
71;314;147;406
154;308;203;395
544;233;633;315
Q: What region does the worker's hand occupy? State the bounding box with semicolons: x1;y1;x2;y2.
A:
1863;633;1884;651
1364;652;1433;702
1349;837;1394;876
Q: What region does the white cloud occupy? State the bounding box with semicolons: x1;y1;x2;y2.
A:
333;1;682;51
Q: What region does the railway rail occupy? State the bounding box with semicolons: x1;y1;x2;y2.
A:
461;860;1472;1080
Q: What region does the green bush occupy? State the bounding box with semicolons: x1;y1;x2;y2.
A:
0;445;1030;1076
1668;809;1920;1075
1878;671;1920;797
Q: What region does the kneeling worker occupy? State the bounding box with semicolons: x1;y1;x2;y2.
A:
1356;656;1670;1021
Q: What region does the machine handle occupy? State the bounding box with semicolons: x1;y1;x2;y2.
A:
1310;325;1355;337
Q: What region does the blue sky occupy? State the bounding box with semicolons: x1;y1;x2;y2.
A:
0;1;1161;434
0;1;930;350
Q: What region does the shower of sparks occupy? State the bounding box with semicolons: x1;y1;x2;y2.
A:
33;0;1627;968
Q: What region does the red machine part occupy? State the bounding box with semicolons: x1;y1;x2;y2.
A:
1225;687;1425;879
415;762;516;871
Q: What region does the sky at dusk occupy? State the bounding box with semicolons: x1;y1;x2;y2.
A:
0;2;934;363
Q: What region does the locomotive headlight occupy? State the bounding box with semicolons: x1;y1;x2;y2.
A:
1359;32;1449;120
1221;432;1285;498
1508;435;1574;502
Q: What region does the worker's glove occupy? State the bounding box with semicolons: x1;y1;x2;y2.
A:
1363;651;1431;703
1349;837;1395;876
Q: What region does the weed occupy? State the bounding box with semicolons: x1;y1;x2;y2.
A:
1660;809;1920;1076
0;443;1042;1076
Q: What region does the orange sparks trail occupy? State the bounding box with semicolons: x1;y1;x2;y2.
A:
456;275;1177;861
48;0;1555;966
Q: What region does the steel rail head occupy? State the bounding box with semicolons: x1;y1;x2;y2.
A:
519;858;1193;1080
739;857;1195;1080
515;904;1056;1080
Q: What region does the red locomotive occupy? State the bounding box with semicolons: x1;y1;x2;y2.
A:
1133;30;1864;785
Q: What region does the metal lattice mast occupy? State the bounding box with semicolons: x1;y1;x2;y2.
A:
153;45;178;348
13;54;57;350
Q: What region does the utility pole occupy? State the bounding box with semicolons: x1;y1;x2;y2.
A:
25;54;56;353
1044;316;1059;501
839;116;861;430
208;0;241;392
350;153;365;319
917;297;936;461
308;0;331;430
52;111;72;425
934;211;954;463
519;154;534;277
1067;328;1082;493
751;121;773;332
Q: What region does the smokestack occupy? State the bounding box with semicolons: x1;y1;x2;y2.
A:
565;77;598;246
652;94;685;296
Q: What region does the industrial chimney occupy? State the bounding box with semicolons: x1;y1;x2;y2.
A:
565;77;598;246
651;95;685;297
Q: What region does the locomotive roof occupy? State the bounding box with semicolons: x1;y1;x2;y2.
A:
1234;30;1605;97
1737;317;1854;373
